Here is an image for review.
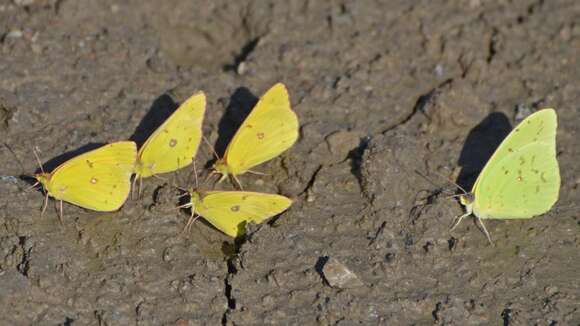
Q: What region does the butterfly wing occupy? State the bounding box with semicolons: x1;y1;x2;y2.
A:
472;109;560;219
223;83;298;175
136;92;206;178
47;141;137;211
193;191;292;237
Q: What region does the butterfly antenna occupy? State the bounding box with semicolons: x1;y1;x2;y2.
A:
202;135;220;161
421;169;469;195
444;193;468;200
32;146;45;174
414;170;456;196
192;159;199;189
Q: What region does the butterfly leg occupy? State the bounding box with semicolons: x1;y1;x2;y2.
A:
138;176;143;199
40;192;49;218
131;176;137;200
231;174;243;190
57;200;64;225
449;212;471;232
201;170;218;187
475;217;493;245
182;205;198;234
246;169;269;176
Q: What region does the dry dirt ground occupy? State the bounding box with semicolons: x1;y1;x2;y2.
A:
0;1;579;325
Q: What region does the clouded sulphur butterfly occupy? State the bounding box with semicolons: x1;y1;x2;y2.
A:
453;108;560;242
213;83;299;186
182;190;292;238
35;141;137;217
134;91;206;180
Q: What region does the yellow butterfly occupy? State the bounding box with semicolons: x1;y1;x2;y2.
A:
134;91;206;183
34;141;137;218
213;83;299;186
182;190;292;238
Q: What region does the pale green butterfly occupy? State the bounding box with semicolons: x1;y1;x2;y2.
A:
452;108;561;243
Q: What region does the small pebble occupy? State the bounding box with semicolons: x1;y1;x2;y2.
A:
514;104;533;125
321;257;364;289
6;30;23;39
237;61;247;75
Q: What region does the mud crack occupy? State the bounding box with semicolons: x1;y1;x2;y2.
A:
16;236;30;278
487;28;498;63
221;258;237;325
298;164;322;197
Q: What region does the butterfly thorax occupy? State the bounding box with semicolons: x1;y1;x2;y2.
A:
189;190;208;209
35;173;54;194
459;192;475;215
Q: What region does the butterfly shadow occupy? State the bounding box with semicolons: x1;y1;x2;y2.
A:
456;112;512;191
211;87;258;164
129;94;179;149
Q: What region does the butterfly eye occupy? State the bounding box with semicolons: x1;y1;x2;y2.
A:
459;193;474;205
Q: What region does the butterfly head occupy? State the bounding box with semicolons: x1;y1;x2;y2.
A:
189;190;207;207
34;173;51;190
212;160;230;182
459;192;475;207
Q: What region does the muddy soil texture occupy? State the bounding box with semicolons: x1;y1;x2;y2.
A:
0;1;579;325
